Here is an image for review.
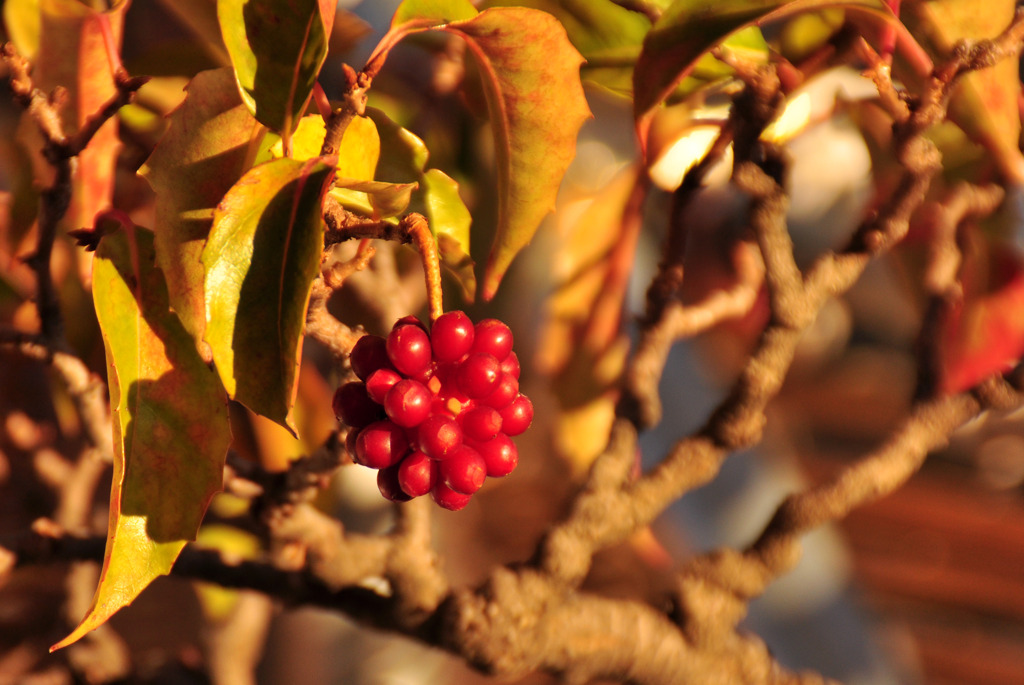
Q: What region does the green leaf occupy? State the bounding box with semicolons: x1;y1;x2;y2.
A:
391;0;478;28
778;9;846;62
366;106;430;184
632;0;893;147
217;0;335;138
330;179;418;218
269;114;381;179
53;226;230;651
202;157;335;433
364;107;476;295
423;168;475;300
140;68;264;355
447;7;591;300
269;113;386;215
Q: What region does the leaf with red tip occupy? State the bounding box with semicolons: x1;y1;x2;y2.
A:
218;0;335;138
202;157;335;433
53;226;230;650
447;8;591;300
140;68;263;352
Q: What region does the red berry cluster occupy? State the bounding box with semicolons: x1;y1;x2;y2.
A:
333;312;533;511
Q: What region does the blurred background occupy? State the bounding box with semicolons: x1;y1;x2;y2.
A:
2;1;1024;684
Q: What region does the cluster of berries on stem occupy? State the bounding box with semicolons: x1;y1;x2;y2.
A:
333;311;533;511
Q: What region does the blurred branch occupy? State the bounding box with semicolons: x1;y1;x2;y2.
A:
678;373;1024;631
226;431;350;507
914;182;1005;398
0;331;112;461
305;277;363;361
525;20;1024;681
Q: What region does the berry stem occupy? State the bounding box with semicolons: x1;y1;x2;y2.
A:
402;213;444;322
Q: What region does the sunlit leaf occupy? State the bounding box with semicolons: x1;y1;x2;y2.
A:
271;113;382;213
447;8;591;300
364;107;476;296
366;106;430;183
270;114;380;178
632;0;894;149
35;0;130;284
3;0;40;58
423;168;475;299
202;157;335;433
141;68;264;354
391;0;478;28
538;164;642;476
331;179;418;219
218;0;335;138
538;164;641;391
53;226;230;650
778;9;846;62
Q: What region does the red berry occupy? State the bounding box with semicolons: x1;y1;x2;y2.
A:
350;335;392;381
472;319;513;360
378;464;413;502
457;352;501;399
384;379;432;427
398;451;435;497
333;382;382;429
480;373;518;410
354;420;409;469
416;414;463;459
366;368;402;405
387;324;432;377
440;445;486;494
430;481;472;511
356;314;529;508
499;395;533;436
431;311;475;363
345;427;361;457
461;405;502;442
475;433;518;478
500;351;521;379
394;315;428;332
